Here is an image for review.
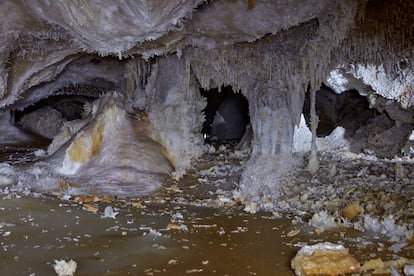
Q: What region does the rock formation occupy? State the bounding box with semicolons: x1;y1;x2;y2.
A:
0;0;413;202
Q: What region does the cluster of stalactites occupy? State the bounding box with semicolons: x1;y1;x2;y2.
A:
335;0;414;77
188;0;365;125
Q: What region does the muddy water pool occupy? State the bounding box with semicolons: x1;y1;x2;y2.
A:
1;195;412;275
0;196;294;275
0;145;413;275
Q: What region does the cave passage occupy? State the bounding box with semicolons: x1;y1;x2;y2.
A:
12;94;97;140
303;84;379;137
201;86;250;142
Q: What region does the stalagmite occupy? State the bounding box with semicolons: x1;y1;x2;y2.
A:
41;92;174;196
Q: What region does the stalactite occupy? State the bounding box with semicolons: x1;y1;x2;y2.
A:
307;87;319;174
123;57;154;109
335;0;414;76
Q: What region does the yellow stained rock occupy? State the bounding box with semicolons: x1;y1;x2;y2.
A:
51;190;63;196
342;204;363;220
68;137;89;163
68;120;103;163
131;202;147;209
167;223;180;230
58;181;70;190
408;235;414;245
287;229;301;237
75;194;102;203
292;244;360;276
82;204;99;213
362;257;414;274
361;258;385;272
101;195;114;203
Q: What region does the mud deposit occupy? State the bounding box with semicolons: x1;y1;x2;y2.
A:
0;143;413;275
1;196;296;275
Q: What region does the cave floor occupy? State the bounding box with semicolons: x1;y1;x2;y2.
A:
0;143;413;275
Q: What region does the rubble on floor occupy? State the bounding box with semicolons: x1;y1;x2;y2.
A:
1;136;414;275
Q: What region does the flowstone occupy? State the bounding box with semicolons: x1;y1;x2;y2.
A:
41;92;173;196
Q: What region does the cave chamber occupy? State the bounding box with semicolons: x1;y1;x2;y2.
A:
0;0;413;207
1;0;414;274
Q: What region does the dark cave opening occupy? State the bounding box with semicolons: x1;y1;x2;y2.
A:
12;94;97;139
303;84;379;137
201;86;250;143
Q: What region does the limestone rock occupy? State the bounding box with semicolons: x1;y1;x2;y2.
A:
291;242;360;276
19;106;64;139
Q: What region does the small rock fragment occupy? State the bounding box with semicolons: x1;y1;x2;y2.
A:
361;258;387;274
82;204;98;213
243;201;258;214
404;265;414;275
309;211;337;233
291;242;360;276
395;162;405;179
186;268;203;273
341;204;362;220
131;202;147;209
101;206;119;219
53;259;77;276
168;259;178;265
287;229;301;237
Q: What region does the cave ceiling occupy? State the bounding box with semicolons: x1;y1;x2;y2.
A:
1;0;413;109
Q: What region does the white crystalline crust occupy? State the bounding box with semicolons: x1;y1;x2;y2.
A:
355;215;413;243
53;259;77;276
101;206;119;219
327;64;414;108
296;242;346;256
293;114;350;153
326;69;350;94
306;210;413;243
292;114;313;153
309;211;338;233
405;265;414;275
